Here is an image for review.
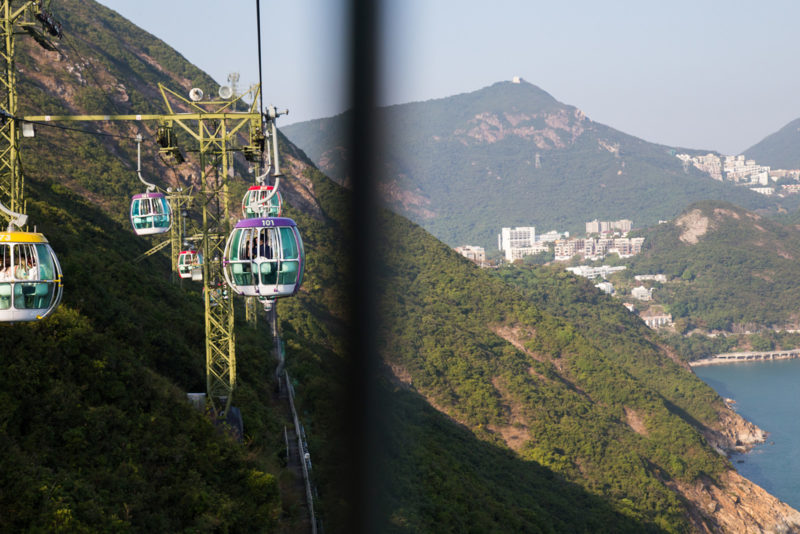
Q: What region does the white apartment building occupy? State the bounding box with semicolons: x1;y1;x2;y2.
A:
505;243;550;261
498;226;536;261
595;282;614;295
565;265;626;280
677;153;724;181
695;153;724;181
631;286;653;301
585;219;633;234
609;237;645;257
455;245;486;265
538;230;568;243
724;155;770;183
554;239;578;261
635;274;667;283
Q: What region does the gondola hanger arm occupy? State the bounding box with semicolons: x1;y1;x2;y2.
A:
0;200;28;231
135;134;156;191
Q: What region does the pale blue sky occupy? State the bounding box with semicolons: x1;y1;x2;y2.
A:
93;0;349;127
95;0;800;155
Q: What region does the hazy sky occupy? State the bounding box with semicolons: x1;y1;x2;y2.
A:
94;0;800;155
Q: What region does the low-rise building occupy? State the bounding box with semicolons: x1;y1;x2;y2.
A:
566;265;626;280
635;274;667;283
750;187;774;196
594;281;614;295
506;243;550;260
455;245;486;266
639;308;673;329
538;230;568;243
631;286;653;301
554;239;578;260
586;219;632;234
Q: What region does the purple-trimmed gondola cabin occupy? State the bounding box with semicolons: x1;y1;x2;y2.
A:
223;217;304;299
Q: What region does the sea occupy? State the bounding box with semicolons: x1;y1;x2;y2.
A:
694;358;800;510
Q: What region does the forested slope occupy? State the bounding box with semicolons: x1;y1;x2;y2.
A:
283;81;783;250
744;117;800;170
0;179;286;531
6;1;800;532
274;166;655;533
273;161;800;531
629;200;800;331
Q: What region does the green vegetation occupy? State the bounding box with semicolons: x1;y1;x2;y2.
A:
2;1;306;530
4;2;774;531
284;81;790;250
377;384;652;533
0;180;286;531
259;162;740;532
628;200;800;331
743;117;800;170
368;207;733;531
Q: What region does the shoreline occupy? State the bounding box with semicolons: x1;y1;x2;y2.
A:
690;350;800;367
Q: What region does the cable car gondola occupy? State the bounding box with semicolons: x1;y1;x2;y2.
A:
129;134;171;236
178;249;203;281
130;191;171;236
223;217;304;299
0;231;63;322
242;185;282;218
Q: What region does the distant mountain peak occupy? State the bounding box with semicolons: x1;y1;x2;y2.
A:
744;116;800;170
284;83;778;249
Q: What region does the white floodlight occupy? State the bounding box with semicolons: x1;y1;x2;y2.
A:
218;85;233;99
21;122;35;138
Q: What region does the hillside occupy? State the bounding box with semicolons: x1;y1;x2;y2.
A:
744;117;800;170
0;164;289;530
283;80;782;250
4;1;323;530
366;201;800;532
627;200;800;332
6;1;800;532
268;160;800;532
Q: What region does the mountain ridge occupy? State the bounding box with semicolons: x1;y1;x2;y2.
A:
744;117;800;170
284;80;783;250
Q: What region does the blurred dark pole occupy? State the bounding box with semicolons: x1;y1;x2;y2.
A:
347;0;381;532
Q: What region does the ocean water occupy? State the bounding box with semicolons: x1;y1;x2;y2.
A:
694;359;800;510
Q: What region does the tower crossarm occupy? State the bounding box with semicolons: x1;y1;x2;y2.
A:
20;105;266;415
